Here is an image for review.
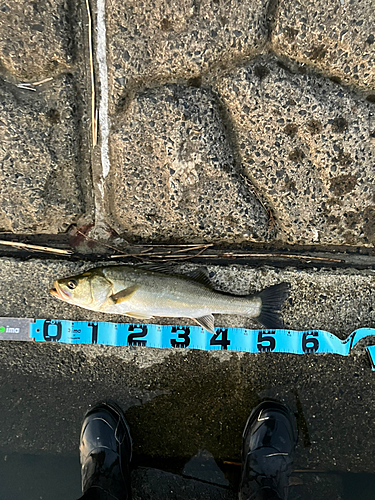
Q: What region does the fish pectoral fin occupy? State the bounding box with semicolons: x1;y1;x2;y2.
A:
125;312;153;320
193;314;215;334
110;284;139;304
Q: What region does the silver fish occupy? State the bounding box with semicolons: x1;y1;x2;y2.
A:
49;264;289;333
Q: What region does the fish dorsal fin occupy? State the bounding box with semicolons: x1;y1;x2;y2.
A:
136;263;174;275
194;314;215;334
110;284;139;304
187;267;213;289
137;263;213;288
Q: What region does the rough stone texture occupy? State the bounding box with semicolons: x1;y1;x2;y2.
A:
272;0;375;91
213;57;375;246
0;75;85;233
0;0;75;80
105;85;270;243
106;0;270;109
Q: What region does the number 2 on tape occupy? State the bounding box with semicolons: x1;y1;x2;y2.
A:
127;325;148;346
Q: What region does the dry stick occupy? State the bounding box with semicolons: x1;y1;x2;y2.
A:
95;107;98;146
17;84;36;91
217;253;343;262
176;245;213;261
108;244;213;259
75;231;342;264
32;77;53;86
85;0;97;147
0;240;73;255
109;249;211;259
173;244;213;254
136;244;215;247
110;251;343;263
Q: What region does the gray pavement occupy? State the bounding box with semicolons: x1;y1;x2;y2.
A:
0;0;375;498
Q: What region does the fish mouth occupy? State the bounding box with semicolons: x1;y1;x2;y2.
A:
49;281;71;301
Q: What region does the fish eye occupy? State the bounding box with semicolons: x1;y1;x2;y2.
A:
67;280;78;290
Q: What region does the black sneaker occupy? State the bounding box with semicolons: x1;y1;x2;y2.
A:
79;402;132;500
239;400;297;500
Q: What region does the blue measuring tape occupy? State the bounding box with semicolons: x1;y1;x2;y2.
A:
1;317;373;369
1;318;374;369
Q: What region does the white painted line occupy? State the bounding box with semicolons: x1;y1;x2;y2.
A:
96;0;110;184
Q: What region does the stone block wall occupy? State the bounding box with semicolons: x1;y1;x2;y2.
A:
0;0;373;246
0;0;91;234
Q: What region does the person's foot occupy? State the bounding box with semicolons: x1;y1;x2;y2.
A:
239;400;297;500
79;402;132;500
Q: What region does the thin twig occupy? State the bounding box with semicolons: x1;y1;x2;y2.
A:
85;0;97;148
136;243;214;248
173;244;213;254
110;252;205;259
17;84;36;91
217;253;343;263
194;246;212;257
0;240;73;255
109;251;343;263
32;77;53;86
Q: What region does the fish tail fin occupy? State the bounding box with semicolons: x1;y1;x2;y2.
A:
256;282;290;329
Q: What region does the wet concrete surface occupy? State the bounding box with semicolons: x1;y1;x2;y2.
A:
0;339;374;471
0;339;374;498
